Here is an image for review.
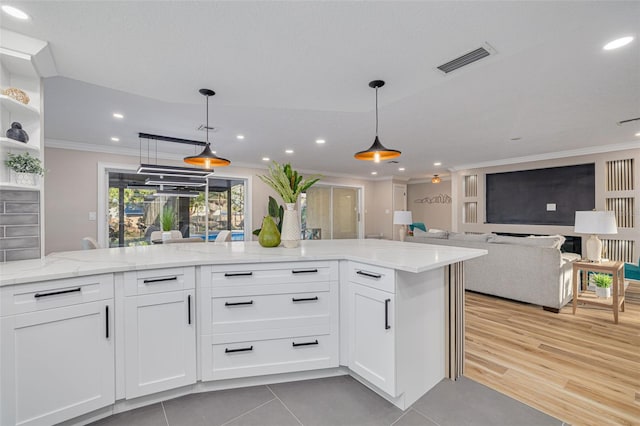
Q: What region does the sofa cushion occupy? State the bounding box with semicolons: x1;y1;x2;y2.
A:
449;233;493;242
527;234;566;250
414;228;448;239
487;234;559;248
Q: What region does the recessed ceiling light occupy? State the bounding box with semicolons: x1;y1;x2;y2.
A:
371;171;377;175
635;132;640;137
433;162;442;166
398;167;405;171
236;135;245;140
285;149;294;154
111;137;120;142
262;157;270;161
1;5;29;20
316;139;326;144
113;113;124;119
603;36;634;50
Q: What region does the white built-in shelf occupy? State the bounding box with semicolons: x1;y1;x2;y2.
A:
0;137;40;152
0;95;39;118
0;47;37;78
0;182;40;191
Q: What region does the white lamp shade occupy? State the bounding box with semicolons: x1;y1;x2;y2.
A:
574;211;618;234
393;210;413;225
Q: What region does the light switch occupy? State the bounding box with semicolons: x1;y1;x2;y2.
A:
546;203;556;212
89;211;97;221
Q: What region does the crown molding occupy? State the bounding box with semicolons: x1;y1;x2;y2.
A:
449;141;640;172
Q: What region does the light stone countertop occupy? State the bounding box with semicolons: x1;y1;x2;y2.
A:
0;239;486;286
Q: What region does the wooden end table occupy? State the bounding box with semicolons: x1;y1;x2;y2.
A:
572;260;625;323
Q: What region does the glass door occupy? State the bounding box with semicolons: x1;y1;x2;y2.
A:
301;185;361;239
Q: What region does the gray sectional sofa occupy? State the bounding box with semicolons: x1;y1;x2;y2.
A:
407;231;581;311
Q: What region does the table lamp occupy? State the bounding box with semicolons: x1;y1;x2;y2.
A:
574;211;618;262
393;210;413;242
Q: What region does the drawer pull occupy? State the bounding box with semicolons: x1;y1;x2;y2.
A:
105;305;110;339
292;269;318;274
187;294;192;325
385;298;391;330
292;340;319;347
224;272;253;277
225;346;253;353
34;287;81;298
225;300;254;306
292;296;319;302
357;270;382;279
143;277;178;284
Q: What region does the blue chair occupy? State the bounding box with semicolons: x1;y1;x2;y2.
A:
625;259;640;281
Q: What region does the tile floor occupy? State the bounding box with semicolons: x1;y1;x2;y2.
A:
91;376;562;426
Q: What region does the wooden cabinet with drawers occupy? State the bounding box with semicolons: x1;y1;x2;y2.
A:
198;261;339;380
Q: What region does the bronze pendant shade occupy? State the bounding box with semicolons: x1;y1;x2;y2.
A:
184;88;231;168
354;80;401;162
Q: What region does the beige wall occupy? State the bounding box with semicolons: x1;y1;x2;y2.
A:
407;180;452;231
451;148;640;260
44;147;374;254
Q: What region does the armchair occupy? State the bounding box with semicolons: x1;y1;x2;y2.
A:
625;259;640;281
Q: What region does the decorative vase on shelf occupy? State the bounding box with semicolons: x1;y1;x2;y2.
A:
6;122;29;143
10;170;37;186
281;203;300;248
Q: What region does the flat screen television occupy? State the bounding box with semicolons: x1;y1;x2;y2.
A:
485;164;595;225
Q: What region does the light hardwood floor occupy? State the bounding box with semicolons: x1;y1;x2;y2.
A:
465;291;640;426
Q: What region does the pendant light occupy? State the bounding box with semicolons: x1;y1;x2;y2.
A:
354;80;401;162
184;88;231;168
431;175;441;184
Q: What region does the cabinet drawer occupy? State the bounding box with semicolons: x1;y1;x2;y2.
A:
208;261;338;287
1;274;113;316
124;267;195;296
348;261;395;293
201;333;338;381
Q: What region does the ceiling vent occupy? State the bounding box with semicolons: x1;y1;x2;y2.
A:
437;44;495;74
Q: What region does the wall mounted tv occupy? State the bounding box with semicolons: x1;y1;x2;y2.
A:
485;163;595;225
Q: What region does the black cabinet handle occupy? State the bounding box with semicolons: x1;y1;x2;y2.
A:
292;296;319;302
34;287;81;298
187;294;191;325
225;300;254;306
292;269;318;274
224;272;253;277
357;270;382;279
385;298;391;330
225;346;253;353
105;305;110;339
143;277;178;284
292;339;319;347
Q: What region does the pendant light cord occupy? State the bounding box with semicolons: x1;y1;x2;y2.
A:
205;94;210;144
375;87;379;136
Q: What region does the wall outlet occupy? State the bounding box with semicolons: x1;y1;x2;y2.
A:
88;211;97;221
546;203;556;212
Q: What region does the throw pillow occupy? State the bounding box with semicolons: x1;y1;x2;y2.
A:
410;222;427;232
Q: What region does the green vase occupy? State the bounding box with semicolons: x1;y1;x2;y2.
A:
258;216;281;247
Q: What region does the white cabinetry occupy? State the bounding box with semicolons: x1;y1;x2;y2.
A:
346;261;446;409
0;274;115;426
123;267;196;398
199;261;339;380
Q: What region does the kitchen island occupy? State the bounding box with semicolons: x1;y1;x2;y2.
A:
0;239;485;426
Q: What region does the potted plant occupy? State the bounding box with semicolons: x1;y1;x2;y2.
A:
258;162;320;248
592;273;612;298
159;206;176;241
5;152;45;186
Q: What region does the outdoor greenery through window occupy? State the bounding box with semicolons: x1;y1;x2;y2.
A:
108;172;245;247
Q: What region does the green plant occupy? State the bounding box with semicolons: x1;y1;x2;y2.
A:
258;162;320;204
253;196;284;236
159;206;176;231
5;152;45;176
592;273;612;288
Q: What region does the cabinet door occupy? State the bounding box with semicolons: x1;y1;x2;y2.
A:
1;301;114;426
348;282;396;396
124;290;196;398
